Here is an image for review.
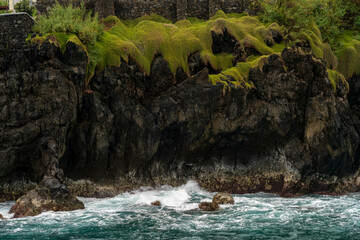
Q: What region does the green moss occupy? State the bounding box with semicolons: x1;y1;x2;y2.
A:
123;13;172;28
209;55;269;89
327;69;348;91
226;12;248;19
102;15;121;25
335;35;360;79
300;22;325;58
85;13;283;81
187;17;205;25
53;33;76;53
210;10;228;20
30;34;47;45
32;10;289;85
323;43;338;70
175;19;192;28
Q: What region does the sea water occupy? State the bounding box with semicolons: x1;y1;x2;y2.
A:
0;180;360;240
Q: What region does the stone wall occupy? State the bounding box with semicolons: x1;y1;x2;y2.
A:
219;0;253;15
36;0;254;21
35;0;82;16
187;0;209;19
115;0;177;21
0;13;35;52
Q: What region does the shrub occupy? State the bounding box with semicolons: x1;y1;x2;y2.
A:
0;0;8;14
258;0;360;79
33;2;103;45
14;0;36;17
258;0;346;44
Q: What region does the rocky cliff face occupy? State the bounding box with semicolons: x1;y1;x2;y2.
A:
1;36;360;201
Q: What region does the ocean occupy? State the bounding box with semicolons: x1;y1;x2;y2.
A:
1;180;359;240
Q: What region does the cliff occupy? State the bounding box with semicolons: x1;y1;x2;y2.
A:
1;13;360;204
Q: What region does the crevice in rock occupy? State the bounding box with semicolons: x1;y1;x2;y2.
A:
211;28;237;54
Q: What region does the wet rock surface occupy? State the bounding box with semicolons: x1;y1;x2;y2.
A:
0;32;360;204
9;176;84;218
8;138;84;218
212;193;234;205
66;179;121;198
198;202;220;211
151;200;161;206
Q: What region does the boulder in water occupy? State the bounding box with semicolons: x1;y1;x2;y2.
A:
212;192;234;205
0;214;4;220
151;200;161;206
198;202;219;211
9;176;84;218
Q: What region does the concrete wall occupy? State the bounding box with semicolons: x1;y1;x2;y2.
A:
36;0;254;21
0;13;35;51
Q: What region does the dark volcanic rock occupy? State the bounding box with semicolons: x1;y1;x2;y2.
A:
271;29;283;43
198;202;219;211
212;192;234;205
66;179;120;198
9;136;84;218
212;28;237;54
1;28;360;200
151;200;161;206
9;176;84;218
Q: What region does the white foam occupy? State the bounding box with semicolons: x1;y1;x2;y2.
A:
1;182;360;239
131;180;211;210
135;187;190;207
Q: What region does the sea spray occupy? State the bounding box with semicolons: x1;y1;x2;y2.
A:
1;181;360;239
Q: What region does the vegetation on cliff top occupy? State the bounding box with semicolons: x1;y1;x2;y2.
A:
31;0;360;88
258;0;360;78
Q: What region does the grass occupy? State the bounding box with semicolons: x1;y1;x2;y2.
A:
335;34;360;79
87;12;287;86
32;3;358;90
58;11;287;86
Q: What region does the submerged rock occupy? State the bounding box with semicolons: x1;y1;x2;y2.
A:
151;200;161;206
198;202;219;211
212;193;234;205
9;176;84;218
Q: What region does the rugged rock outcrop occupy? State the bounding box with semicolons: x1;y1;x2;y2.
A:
151;200;161;206
8;138;84;218
198;201;219;211
9;176;84;218
212;192;234;205
1;29;360;204
65;179;121;198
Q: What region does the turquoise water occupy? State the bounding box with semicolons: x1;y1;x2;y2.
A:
1;180;360;240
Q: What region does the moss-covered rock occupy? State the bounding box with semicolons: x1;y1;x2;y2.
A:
33;11;286;86
336;35;360;79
